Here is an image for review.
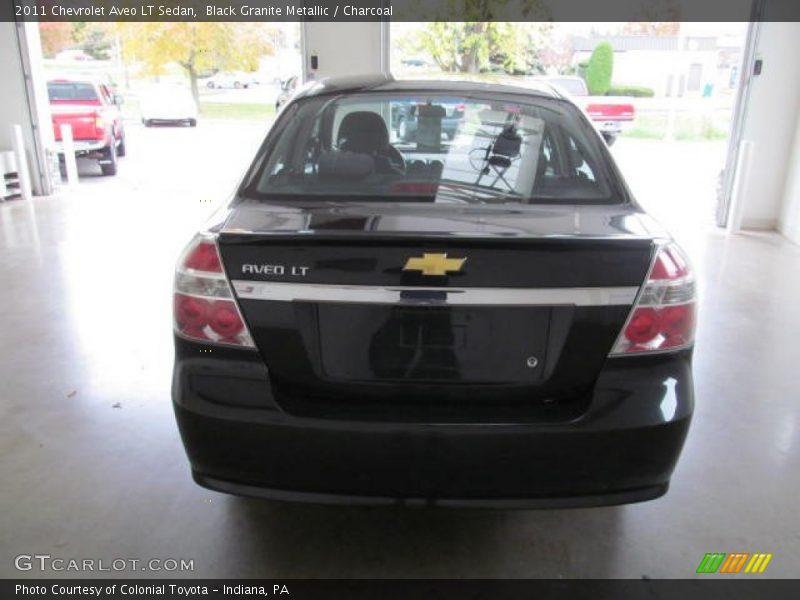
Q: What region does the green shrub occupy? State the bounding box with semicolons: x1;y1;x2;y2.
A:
584;42;614;95
606;85;655;98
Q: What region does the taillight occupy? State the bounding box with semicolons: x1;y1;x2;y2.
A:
173;234;254;348
610;243;696;355
94;115;105;136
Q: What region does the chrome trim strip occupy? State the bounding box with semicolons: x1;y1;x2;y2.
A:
231;281;638;307
220;229;653;241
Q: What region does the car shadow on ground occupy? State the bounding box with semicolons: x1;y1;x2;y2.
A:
219;495;627;578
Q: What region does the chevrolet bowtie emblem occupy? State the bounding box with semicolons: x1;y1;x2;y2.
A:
403;253;467;276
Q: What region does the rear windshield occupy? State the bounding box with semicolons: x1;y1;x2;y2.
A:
242;92;619;205
47;82;99;102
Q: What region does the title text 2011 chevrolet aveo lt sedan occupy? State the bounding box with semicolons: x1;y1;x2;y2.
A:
172;76;695;508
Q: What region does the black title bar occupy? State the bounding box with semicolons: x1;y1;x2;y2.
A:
3;0;800;22
3;579;800;600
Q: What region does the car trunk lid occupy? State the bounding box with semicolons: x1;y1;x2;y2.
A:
217;200;657;421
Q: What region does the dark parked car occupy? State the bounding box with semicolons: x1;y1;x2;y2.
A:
173;75;695;508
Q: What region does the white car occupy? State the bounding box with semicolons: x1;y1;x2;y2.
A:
54;49;94;62
202;72;259;89
140;87;198;127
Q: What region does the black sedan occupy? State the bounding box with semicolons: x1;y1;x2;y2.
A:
172;75;695;508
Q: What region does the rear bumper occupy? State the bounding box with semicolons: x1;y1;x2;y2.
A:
172;344;693;508
193;473;668;509
593;120;629;135
54;139;108;154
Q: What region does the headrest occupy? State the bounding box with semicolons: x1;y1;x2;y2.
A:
337;111;389;154
318;151;375;181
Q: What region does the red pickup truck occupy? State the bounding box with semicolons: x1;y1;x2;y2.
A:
539;76;635;146
48;78;126;176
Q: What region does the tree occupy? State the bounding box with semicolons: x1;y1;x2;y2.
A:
584;42;614;95
118;23;273;104
624;0;681;34
489;22;553;75
416;22;491;73
39;23;73;58
72;23;114;60
623;22;680;36
396;0;551;74
401;21;552;75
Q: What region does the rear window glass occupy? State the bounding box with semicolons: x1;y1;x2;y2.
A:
47;82;99;102
243;92;617;205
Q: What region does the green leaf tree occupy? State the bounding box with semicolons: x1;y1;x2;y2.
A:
416;22;491;73
401;21;552;75
73;23;114;60
584;41;614;95
397;0;551;74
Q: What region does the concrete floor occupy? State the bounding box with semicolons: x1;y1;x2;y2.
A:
0;122;798;578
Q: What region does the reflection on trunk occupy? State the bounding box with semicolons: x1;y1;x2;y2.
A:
369;307;462;380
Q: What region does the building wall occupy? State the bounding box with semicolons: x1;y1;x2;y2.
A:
302;22;388;81
737;22;800;231
0;22;52;195
779;109;800;244
573;49;722;96
0;24;33;156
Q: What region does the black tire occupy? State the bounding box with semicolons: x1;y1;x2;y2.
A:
188;119;197;127
602;132;618;146
234;81;242;89
100;142;118;176
116;132;127;157
206;81;215;89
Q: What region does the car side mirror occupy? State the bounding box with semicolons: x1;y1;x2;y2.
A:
113;95;124;106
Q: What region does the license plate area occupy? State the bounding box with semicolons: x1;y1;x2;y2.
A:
317;304;551;384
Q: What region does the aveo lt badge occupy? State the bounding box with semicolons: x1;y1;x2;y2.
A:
403;253;467;276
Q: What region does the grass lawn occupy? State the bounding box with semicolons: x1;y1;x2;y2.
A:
623;113;730;141
199;102;276;121
121;98;275;123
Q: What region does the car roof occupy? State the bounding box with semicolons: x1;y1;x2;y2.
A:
294;74;568;102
